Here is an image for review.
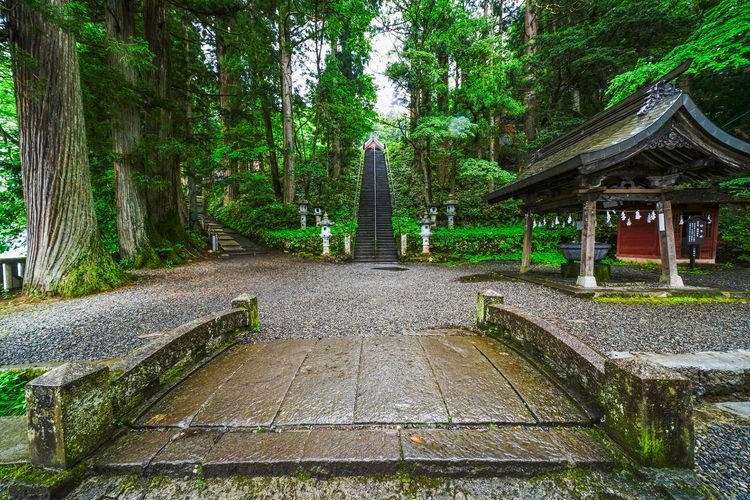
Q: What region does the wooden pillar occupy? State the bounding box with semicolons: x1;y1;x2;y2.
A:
657;198;684;287
577;199;597;288
520;210;533;273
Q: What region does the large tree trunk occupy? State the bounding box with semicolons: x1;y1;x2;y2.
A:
106;0;158;267
144;0;188;245
181;14;199;226
331;134;342;180
9;0;120;296
216;22;240;205
279;0;296;204
524;0;540;142
260;91;283;200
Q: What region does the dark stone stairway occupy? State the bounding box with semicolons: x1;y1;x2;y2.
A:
355;147;398;262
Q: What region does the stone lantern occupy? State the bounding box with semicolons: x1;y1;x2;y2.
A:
420;213;432;254
320;212;333;256
444;200;457;229
428;206;439;227
313;206;324;226
298;200;309;230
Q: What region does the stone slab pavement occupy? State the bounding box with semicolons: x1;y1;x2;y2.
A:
714;401;750;420
139;333;590;428
0;416;29;465
94;332;613;476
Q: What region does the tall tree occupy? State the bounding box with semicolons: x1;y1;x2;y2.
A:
106;0;159;266
522;0;539;142
215;17;242;204
8;0;120;296
278;0;296;204
317;0;377;180
607;0;750;107
144;0;190;244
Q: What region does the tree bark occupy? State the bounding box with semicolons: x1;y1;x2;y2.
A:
106;0;158;266
260;91;283;200
279;0;296;204
331;134;342;180
216;21;240;205
144;0;189;244
181;14;197;224
524;0;540;142
9;0;120;296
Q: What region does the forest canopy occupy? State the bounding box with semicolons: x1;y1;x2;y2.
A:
1;0;749;294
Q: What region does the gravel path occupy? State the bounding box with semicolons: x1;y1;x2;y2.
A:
695;405;750;498
1;253;749;365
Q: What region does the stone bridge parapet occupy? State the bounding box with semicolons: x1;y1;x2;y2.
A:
476;290;694;468
24;294;259;470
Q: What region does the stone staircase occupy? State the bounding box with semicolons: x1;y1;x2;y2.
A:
354;147;398;263
203;216;268;257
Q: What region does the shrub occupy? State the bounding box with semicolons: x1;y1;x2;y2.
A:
398;223;578;264
0;369;45;417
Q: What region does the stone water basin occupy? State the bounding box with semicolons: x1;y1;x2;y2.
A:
558;243;611;262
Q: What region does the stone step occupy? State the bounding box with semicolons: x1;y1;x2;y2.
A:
202;216;268;257
0;416;30;465
94;426;614;478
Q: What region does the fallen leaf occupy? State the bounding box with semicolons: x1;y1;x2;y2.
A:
409;434;426;445
147;414;166;424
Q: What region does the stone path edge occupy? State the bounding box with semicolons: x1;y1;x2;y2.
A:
493;270;750;298
94;426;617;479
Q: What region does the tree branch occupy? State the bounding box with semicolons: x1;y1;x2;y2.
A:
0;123;19;145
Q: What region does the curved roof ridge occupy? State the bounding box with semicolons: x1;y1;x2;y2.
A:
533;60;694;163
486;91;750;204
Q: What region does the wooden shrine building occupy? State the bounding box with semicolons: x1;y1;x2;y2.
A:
485;62;750;288
364;134;385;151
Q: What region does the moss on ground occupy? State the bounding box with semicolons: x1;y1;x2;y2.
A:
0;463;85;488
593;295;747;305
53;248;123;298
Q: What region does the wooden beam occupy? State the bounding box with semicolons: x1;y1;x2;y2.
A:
577;199;598;288
668;189;743;204
526;194;581;213
600;188;665;195
657;197;684;287
599;194;661;203
520;211;533;273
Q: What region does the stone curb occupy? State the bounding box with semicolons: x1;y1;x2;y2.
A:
611;350;750;397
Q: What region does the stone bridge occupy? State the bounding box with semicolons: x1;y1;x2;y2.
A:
95;332;612;477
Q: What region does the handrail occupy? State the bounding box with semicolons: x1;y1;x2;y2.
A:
353;146;365;225
384;144;400;236
373;147;377;250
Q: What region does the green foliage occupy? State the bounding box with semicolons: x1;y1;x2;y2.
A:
263;222;356;257
0;371;27;416
0;369;44;416
413;115;478;141
399;223;577;264
719;176;750;263
458;158;514;184
607;0;750;104
0;49;24;253
213;201;298;237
